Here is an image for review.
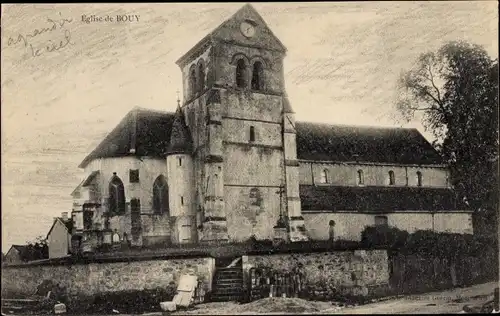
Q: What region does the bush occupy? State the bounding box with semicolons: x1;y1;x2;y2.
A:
71;286;177;314
360;226;409;249
360;225;494;258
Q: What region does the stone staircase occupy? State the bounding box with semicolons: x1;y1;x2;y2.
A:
210;258;244;302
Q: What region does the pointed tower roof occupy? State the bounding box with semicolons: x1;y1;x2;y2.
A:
176;3;287;66
166;106;193;155
282;92;294;114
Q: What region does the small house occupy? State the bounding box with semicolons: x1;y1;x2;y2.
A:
47;212;73;259
4;245;28;265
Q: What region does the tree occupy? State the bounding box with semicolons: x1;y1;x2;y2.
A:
395;41;499;235
25;236;49;261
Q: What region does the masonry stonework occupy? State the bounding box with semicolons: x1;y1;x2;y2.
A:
303;212;473;241
69;4;471;251
300;162;450;188
1;257;215;300
243;250;390;297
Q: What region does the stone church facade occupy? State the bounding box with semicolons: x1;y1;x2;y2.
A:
70;4;472;251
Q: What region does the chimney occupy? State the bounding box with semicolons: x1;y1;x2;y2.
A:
61;212;68;222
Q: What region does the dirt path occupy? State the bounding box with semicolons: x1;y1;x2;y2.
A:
323;281;498;314
169;281;497;315
99;281;497;315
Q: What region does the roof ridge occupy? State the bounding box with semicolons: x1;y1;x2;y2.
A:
296;120;417;131
132;106;176;115
176;3;286;66
176;7;232;65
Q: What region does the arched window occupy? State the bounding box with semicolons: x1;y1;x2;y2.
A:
388;170;395;185
109;174;125;215
153;175;169;215
197;63;205;93
249;126;255;142
320;169;329;184
328;220;335;241
236;59;247;88
251;61;264;90
416;171;423;187
357;170;364;186
189;66;197;98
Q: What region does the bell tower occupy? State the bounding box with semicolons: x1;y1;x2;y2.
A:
175;4;308;243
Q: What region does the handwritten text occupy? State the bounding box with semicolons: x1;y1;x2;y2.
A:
6;13;74;59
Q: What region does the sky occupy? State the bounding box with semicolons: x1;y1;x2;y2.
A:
1;2;498;251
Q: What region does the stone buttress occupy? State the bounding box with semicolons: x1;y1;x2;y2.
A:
199;89;230;243
282;94;309;241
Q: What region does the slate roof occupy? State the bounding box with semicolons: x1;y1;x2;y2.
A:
166;107;194;155
79;108;444;168
295;122;443;165
79;108;176;168
300;185;468;212
6;245;30;261
10;245;29;254
82;171;100;187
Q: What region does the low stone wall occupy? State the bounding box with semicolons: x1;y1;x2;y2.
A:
1;256;215;301
242;250;389;298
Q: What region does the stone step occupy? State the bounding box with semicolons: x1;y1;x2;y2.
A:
218;267;242;271
217;276;242;280
215;277;242;282
215;279;243;286
216;269;243;274
213;283;243;289
210;266;245;303
215;273;243;279
215;280;243;286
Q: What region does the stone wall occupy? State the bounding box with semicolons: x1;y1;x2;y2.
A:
299;161;450;188
242;250;389;298
303;211;473;241
83;157;168;211
1;257;215;301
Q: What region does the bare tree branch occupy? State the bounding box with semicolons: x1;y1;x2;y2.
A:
407;106;437;111
427;63;443;105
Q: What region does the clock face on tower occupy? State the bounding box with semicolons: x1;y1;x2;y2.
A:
240;21;256;38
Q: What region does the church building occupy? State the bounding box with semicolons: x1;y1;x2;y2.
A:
70;4;472;252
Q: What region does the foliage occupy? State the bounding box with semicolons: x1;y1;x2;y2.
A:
23;236;49;261
361;226;409;249
361;225;497;258
394;40;499;234
247;238;369;255
69;286;177;314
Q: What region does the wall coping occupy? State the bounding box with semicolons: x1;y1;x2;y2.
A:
245;241;388;256
302;210;474;214
2;242;389;268
298;159;448;169
1;250;212;269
